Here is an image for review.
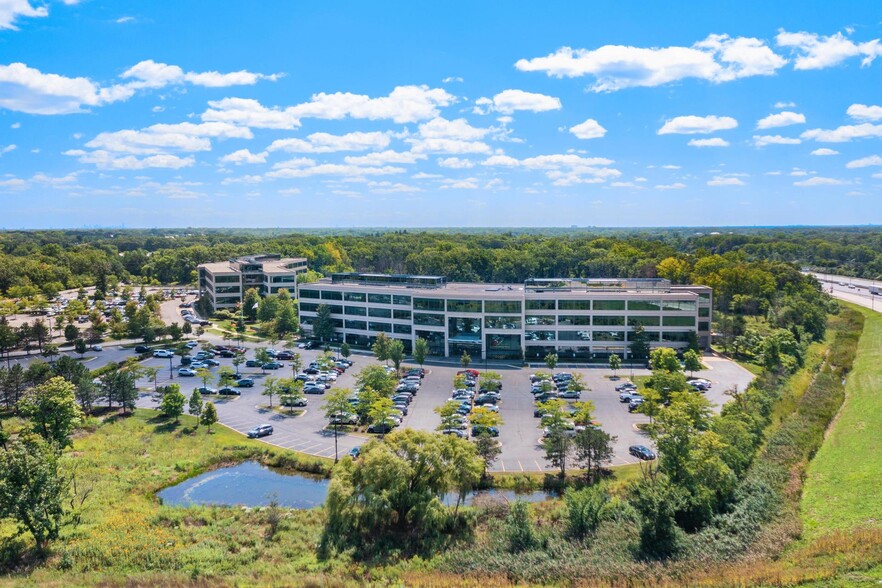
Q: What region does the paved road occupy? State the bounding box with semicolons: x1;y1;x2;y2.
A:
809;272;882;314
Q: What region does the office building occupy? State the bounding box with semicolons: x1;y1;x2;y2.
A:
298;273;712;362
198;254;307;311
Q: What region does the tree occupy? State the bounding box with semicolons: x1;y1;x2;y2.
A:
188;389;203;426
1;364;26;410
354;386;380;424
41;343;59;364
368;396;396;428
100;368;138;413
74;377;98;415
196;367;213;391
262;376;279;408
435;400;463;431
18;377;83;448
167;322;183;342
0;435;69;550
629;325;651;361
504;501;537;553
232;352;245;376
279;378;305;413
0;322;17;367
323;388;353;461
160;384;186;423
340;343;351;360
474;433;501;476
142;366;161;393
31;320;49;352
470;405;502;432
544;352;558;372
413;337;428;368
289;352;303;377
254;347;271;373
63;323;79;343
74;338;87;358
372;332;391;364
388;339;405;375
608;353;621;377
542;430;573;480
574;428;616;484
478;371;502;392
682;349;703;377
630;475;685;559
570;400;596;426
217;366;236;388
201;401;218;432
460;350;471;369
181;321;193;339
242;288;261;321
565;485;610;538
650;347;682;373
312;303;335;343
319;429;481;557
355;364;396;397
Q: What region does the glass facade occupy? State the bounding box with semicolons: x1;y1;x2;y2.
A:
321;290;343;300
345;320;367;330
414;312;445;327
558;300;590;311
526;299;555;310
415;330;445;355
448;317;481;343
484;300;522;313
368;307;392;318
368;321;392;333
593;316;625;326
486;334;521;360
343;292;366;302
628;316;660;327
368;293;392;304
594;330;625;341
300;289;320;299
393;309;412;320
662;300;696;312
525;315;555;326
628;300;660;311
393;294;412;305
344;306;366;316
485;316;522;329
558;330;591;341
558;315;591;326
447;299;482;313
394;323;412;335
414;297;445;311
526;330;555;341
662;315;696;327
594;300;626;311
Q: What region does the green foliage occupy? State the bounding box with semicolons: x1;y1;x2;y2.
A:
412;337;428;367
460;350;471;368
544;352;558;371
504;501;538;553
355;364;396;398
630;475;686;558
320;429;481;558
650;347;681;373
311;303;335;342
200;401;218;431
242;288;260;321
187;389;203;424
387;338;405;374
17;376;83;448
564;485;610;538
371;332;391;363
608;353;621;374
159;385;185;423
0;435;68;550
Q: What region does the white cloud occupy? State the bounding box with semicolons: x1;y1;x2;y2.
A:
407;117;491;154
221;174;263;185
658;115;737;135
267;131;390;153
84;122;251;155
442;76;463;83
793;176;846;186
801;123;882;142
121;59;281;89
278;188;301;195
776;30;882;70
845;155;882;168
0;0;47;30
203;85;455;129
847;104;882;121
368;181;421;193
756;111;805;129
10;122;20;129
440;178;479;190
753;134;801;147
774;101;797;108
411;172;443;180
115;16;134;24
64;149;194;170
485;89;562;114
655;182;687;190
688;137;729;147
707;176;744;186
220;149;267;164
660;164;681;170
0;62;121;115
0;144;16;155
569;118;607;139
0;178;26;189
810;148;839;156
873;173;882;180
482;152;619;186
267;162;405;179
515;34;785;91
343;151;426;166
437;157;474;169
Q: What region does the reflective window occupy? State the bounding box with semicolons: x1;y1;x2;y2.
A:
394;324;412;335
558;315;591;326
447;299;482;313
593;300;626;311
344;292;366;302
526;299;556;311
662;300;696;312
628;300;660;311
628;316;660;327
486;334;522;360
344;306;367;316
593;330;625;341
558;300;590;311
558;330;591;341
368;293;392;304
485;316;522;329
369;321;392;333
448;316;481;343
414;297;444;311
484;300;522;313
345;320;366;330
393;295;412;306
413;313;445;327
662;315;696;327
321;290;343;300
393;309;412;320
661;331;691;343
593;316;625;326
299;289;320;299
525;330;556;341
368;307;392;318
525;315;555;326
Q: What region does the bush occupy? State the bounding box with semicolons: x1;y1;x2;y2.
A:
564;486;609;539
504;501;537;553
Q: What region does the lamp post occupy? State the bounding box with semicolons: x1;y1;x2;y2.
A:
168;354;173;380
334;420;339;463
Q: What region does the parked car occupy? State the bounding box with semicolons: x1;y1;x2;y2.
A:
297;341;313;349
619;391;642;403
474;393;500;406
189;361;207;369
218;349;235;358
194;351;215;359
185;341;199;349
367;422;395;434
196;386;217;395
153;349;174;358
471;425;499;437
134;345;150;353
218;387;240;396
245;359;262;368
441;429;468;439
348;446;361;458
177;368;196;377
478;404;499;413
247;424;274;439
282;396;307;407
391;394;412;405
236;378;255;388
276;351;294;360
628;398;645;412
559;390;581;399
629;445;656;460
329;412;358;426
392;402;409;415
304;385;325;395
262;362;283;370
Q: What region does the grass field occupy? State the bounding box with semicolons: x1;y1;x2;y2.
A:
800;303;882;540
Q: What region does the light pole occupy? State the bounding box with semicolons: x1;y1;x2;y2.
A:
168;354;174;380
334;420;339;463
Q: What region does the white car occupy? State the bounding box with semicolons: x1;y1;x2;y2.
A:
90;344;103;352
185;341;199;348
153;349;174;358
319;370;338;381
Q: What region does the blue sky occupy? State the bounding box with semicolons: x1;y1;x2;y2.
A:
0;0;881;228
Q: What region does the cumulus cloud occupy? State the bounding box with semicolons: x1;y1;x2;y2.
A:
655;182;687;190
0;144;16;156
845;155;882;168
64;149;195;170
0;0;47;30
756;111;805;129
810;148;839;156
847;104;882;121
219;149;267;164
121;60;281;89
774;101;797;108
437;157;475;169
658;115;737;135
477;89;562;114
776;30;882;70
515;34;785;91
84;122;251;155
688;137;729;147
202;85;455;129
707;176;744;186
343;151;426;166
442;76;463;83
267;131;391;153
793;176;846;186
753;135;801;147
482;152;619;186
801;123;882;142
115;16;135;24
569;118;607;139
267;161;405;179
407;117;492;154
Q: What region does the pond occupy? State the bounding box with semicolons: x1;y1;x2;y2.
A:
158;461;555;509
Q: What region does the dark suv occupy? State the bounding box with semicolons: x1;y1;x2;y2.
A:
629;445;656;460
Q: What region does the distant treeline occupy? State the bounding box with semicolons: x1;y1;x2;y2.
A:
0;227;877;304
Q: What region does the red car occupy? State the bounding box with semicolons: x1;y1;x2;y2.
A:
457;369;480;378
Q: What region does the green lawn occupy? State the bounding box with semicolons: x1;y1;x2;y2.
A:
800;303;882;540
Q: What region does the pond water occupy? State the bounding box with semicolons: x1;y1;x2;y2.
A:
158;461;555;509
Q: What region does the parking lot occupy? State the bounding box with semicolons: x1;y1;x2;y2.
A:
134;344;755;471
